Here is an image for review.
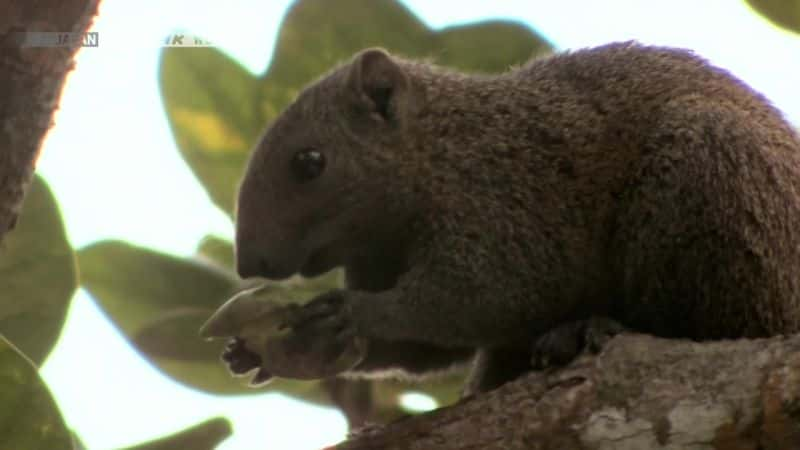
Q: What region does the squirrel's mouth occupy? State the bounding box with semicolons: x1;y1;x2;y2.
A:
298;245;341;278
240;237;345;281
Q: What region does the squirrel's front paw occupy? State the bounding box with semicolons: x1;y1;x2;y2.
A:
275;290;366;373
531;317;626;369
281;290;352;334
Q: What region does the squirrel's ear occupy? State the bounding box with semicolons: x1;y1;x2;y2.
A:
346;48;409;123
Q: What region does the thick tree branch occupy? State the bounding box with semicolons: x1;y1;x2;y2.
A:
0;0;100;241
340;334;800;450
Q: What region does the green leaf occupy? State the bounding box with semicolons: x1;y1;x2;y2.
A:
196;234;235;271
78;240;243;393
78;240;238;329
266;0;430;88
434;21;552;73
159;0;552;217
159;48;263;215
746;0;800;34
0;335;72;450
135;308;221;361
0;175;77;365
120;417;232;450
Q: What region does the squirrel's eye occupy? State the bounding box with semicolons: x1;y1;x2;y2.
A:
290;149;326;183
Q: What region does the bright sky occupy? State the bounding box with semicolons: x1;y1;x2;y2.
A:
34;1;800;449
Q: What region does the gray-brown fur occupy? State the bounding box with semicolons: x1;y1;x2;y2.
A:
234;41;800;394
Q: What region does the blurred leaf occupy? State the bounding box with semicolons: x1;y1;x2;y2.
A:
746;0;800;33
0;335;72;450
267;268;345;299
265;0;429;88
135;308;220;361
434;21;551;72
120;417;232;450
78;240;237;329
160;0;552;217
159;48;263;215
196;234;235;271
78;240;243;393
0;175;77;365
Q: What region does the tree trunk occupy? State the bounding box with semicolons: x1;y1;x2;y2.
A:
340;333;800;450
0;0;100;241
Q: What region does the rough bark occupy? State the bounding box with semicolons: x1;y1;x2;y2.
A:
0;0;100;242
339;333;800;450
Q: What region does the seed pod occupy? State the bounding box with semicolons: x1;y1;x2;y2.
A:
201;283;367;382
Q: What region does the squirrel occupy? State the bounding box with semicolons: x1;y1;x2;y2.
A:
229;41;800;396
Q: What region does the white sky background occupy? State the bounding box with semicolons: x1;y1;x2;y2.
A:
33;1;800;449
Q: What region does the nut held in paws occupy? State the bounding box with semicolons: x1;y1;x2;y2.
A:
201;283;367;381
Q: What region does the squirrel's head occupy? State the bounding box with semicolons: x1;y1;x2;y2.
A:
235;48;421;280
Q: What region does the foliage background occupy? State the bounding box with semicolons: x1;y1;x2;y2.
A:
1;0;798;449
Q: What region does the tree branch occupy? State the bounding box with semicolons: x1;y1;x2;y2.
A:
340;334;800;450
0;0;100;241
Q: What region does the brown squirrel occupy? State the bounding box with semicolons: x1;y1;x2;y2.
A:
228;41;800;395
